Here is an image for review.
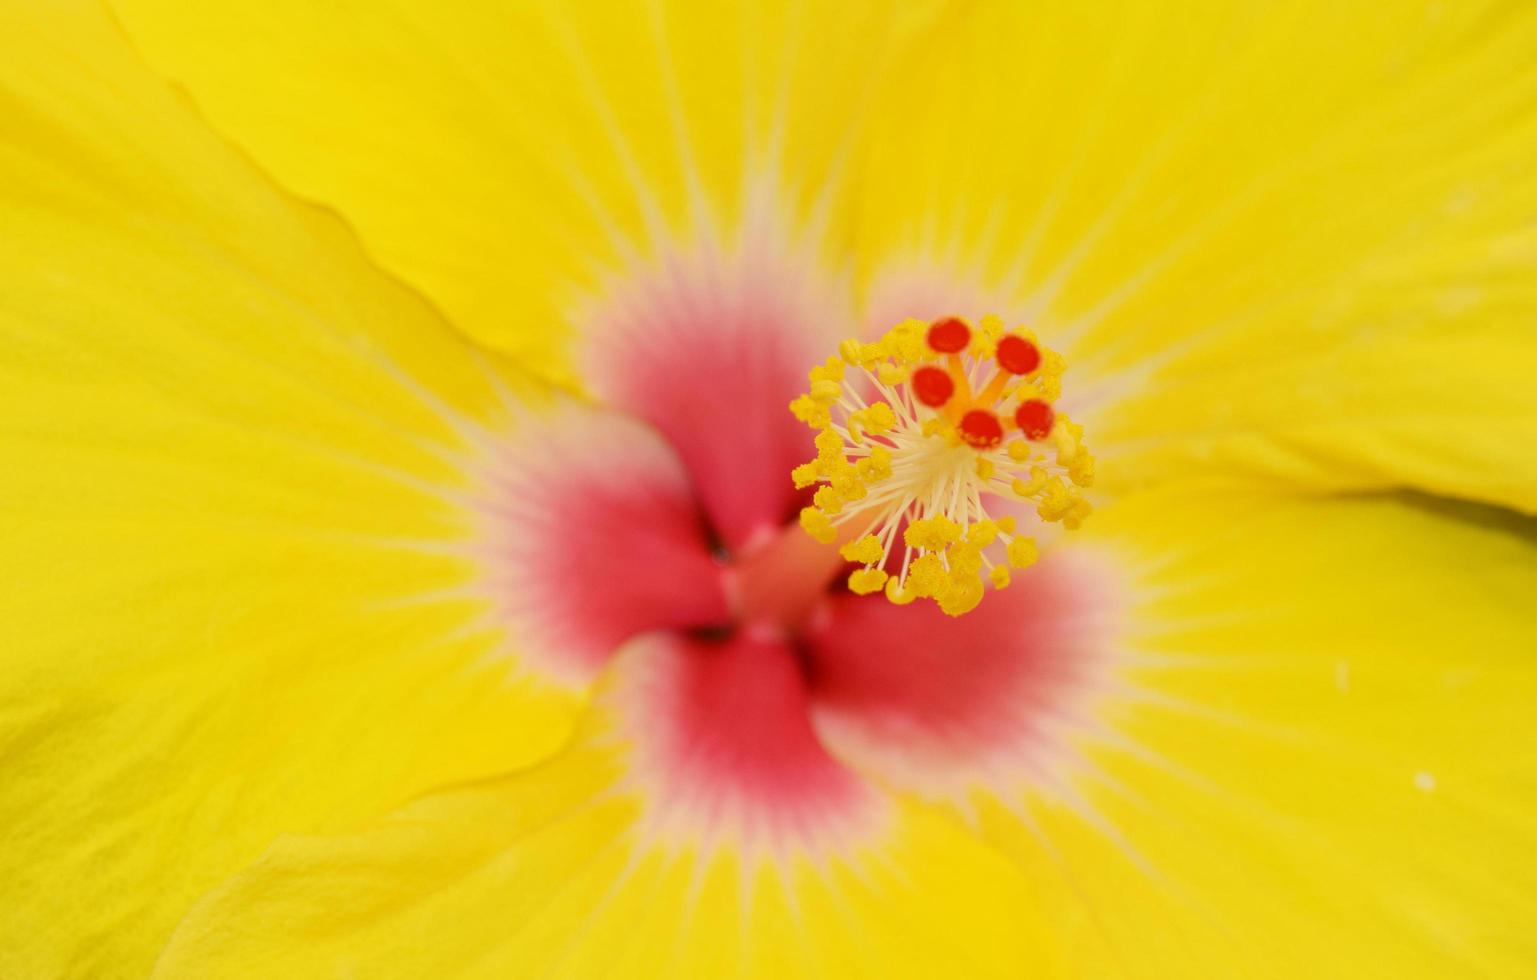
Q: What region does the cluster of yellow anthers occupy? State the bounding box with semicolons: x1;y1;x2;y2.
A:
789;315;1095;617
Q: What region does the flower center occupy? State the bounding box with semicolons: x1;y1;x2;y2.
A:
789;316;1095;616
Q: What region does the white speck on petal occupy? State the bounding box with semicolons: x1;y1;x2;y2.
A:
1334;660;1350;694
1414;771;1437;793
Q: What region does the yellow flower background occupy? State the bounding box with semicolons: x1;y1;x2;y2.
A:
3;1;1536;977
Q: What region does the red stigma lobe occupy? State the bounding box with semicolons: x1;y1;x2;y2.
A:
1015;399;1055;440
995;335;1041;375
959;409;1005;448
912;366;956;407
926;317;971;353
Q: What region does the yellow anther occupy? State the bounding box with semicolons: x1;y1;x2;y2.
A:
809;355;845;385
810;379;842;402
846;416;866;446
848;404;895;445
790;462;820;489
920;417;947;438
790;395;830;428
1007;441;1032;462
831;475;867;503
813;485;843;515
1052;428;1078;460
947;541;984;577
996;515;1017;534
799;506;837;544
1038;359;1066;400
989;565;1012;589
1068;452;1095;487
856;445;892;482
827;457;863;491
1054;419;1086;466
906;553;949;598
967;520;999;547
876;363;909;386
904;515;962;552
848;567;889;595
820;463;857;505
1012;465;1049;498
971;316;1004;360
884;577;917;605
938;578;985;617
840;534;885;565
815;428;843;462
976;457;995;480
862;401;897;435
821;454;854;478
882;320;927;363
838;338;865;365
1063;498;1093;530
1007;536;1038;569
1035;477;1074;522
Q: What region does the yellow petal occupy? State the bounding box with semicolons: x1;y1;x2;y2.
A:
109;0;952;381
151;485;1537;977
941;483;1537;975
0;5;576;975
1094;331;1537;514
112;0;1537;512
853;2;1537;513
150;638;1060;980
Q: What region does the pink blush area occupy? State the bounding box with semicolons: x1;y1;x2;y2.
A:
802;550;1117;801
578;220;849;552
615;630;883;857
473;404;730;687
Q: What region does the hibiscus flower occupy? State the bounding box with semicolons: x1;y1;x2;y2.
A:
4;2;1536;978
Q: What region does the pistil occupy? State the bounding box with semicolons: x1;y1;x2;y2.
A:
788;315;1095;616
